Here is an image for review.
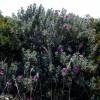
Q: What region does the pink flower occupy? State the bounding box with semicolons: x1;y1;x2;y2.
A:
62;67;68;76
63;24;71;30
73;66;79;74
64;15;69;19
62;67;68;73
32;73;39;81
0;69;4;76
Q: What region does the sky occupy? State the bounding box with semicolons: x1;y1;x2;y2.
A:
0;0;100;18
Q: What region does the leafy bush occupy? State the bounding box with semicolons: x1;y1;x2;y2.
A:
0;4;99;100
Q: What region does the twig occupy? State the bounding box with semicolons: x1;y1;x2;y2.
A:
40;81;42;100
69;87;71;100
30;69;32;100
14;80;23;100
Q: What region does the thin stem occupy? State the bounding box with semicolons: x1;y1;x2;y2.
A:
51;78;52;100
68;80;72;100
30;69;32;100
69;87;71;100
1;85;7;95
40;81;42;100
14;80;22;100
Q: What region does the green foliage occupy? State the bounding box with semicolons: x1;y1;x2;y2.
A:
0;3;99;100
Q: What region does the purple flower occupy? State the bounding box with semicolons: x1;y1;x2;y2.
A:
57;46;64;53
59;48;64;52
32;73;39;81
0;69;4;76
72;66;79;74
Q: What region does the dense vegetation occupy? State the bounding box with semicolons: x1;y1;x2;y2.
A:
0;4;100;100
